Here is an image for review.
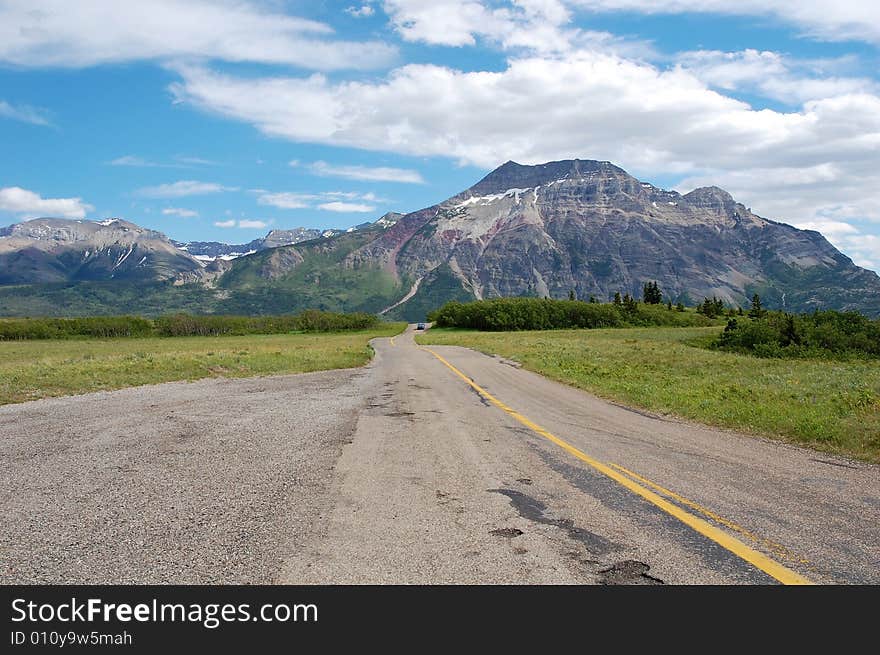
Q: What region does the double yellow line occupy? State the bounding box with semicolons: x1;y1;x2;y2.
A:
422;347;813;585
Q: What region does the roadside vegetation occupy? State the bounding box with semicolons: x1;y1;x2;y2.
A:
0;310;380;340
0;322;405;406
712;306;880;359
428;296;722;331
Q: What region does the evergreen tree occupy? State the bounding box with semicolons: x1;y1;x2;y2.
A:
697;297;725;318
642;281;663;304
666;300;673;310
676;301;685;312
613;292;622;306
589;295;598;304
748;293;764;319
569;289;576;301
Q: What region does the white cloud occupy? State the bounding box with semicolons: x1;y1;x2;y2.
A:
257;189;383;210
789;220;859;238
381;0;646;56
318;201;376;213
170;51;880;243
307;160;424;183
239;219;268;229
109;154;215;168
137;180;237;198
346;4;375;17
0;0;396;71
569;1;880;46
110;155;162;167
789;220;879;272
214;219;236;228
161;207;198;217
383;0;506;47
0;186;93;219
675;49;877;105
174;155;217;166
0;99;51;126
257;192;315;209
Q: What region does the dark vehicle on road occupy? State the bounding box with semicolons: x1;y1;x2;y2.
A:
416;323;426;330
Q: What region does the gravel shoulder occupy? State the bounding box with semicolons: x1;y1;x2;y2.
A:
0;368;368;583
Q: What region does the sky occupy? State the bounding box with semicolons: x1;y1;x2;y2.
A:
0;1;878;272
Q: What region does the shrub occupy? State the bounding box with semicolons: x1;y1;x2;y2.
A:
0;310;381;340
713;310;880;359
0;316;153;340
430;297;712;331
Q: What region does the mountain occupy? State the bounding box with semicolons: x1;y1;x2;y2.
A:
0;163;877;319
175;228;322;260
351;159;880;318
173;214;404;260
0;218;202;284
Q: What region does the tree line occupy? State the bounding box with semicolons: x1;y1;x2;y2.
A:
0;310;381;340
428;296;717;331
713;305;880;359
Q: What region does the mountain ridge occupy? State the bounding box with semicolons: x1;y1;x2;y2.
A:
1;160;877;318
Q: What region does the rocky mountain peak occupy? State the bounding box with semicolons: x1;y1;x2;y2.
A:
464;159;631;198
682;186;737;213
0;217;167;244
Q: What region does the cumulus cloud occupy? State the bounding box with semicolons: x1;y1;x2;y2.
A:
569;0;880;46
161;207;198;217
0;0;396;70
214;219;236;228
170;57;880;201
0;99;51;126
675;49;877;105
382;0;645;55
168;49;880;272
346;4;375;17
136;180;237;198
0;186;93;219
306;160;424;183
789;220;880;272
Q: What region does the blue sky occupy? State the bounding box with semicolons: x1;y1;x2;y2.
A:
1;1;878;272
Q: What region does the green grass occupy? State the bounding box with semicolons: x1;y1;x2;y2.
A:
417;326;880;463
0;323;405;406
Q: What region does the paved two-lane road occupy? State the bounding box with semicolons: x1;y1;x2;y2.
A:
2;326;877;583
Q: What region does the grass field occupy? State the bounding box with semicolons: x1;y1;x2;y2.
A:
418;326;880;463
0;323;406;406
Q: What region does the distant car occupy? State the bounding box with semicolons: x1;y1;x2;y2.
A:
416;322;426;330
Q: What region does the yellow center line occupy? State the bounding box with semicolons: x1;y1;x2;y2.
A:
608;463;812;566
421;346;813;585
390;337;396;347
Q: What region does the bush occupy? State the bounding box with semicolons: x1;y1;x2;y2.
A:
154;311;379;336
713;310;880;359
0;311;381;340
0;316;153;340
429;297;713;331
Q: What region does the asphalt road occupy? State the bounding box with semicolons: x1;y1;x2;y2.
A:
2;326;878;584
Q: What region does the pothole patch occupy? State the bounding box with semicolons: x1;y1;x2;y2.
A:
490;527;524;538
598;560;664;585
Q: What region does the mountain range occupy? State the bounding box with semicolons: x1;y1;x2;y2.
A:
1;160;878;319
